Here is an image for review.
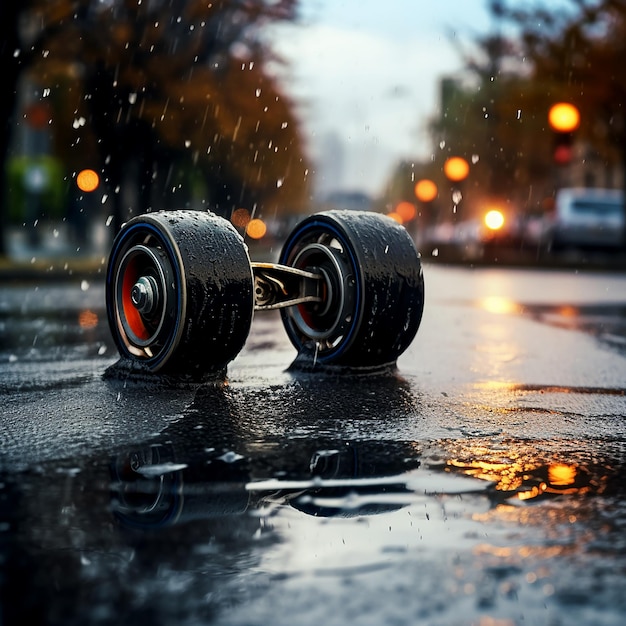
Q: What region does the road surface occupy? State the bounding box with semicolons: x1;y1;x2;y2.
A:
1;264;625;625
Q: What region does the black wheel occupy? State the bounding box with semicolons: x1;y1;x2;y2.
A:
106;210;254;378
278;210;424;367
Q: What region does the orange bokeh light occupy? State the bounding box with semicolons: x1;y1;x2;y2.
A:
548;102;580;133
76;169;100;192
231;208;251;228
415;179;438;203
395;201;417;222
246;218;267;239
443;157;469;182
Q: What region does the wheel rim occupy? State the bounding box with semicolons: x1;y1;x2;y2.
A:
107;222;183;367
116;244;173;350
280;220;360;359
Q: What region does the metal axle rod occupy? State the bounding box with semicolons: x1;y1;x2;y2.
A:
251;262;324;311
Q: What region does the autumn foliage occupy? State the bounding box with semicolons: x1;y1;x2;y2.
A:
1;0;309;239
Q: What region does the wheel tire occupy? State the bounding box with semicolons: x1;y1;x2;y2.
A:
106;210;253;378
278;210;424;368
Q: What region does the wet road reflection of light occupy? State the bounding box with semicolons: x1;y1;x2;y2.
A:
477;296;524;316
439;438;610;504
2;270;626;626
78;309;99;328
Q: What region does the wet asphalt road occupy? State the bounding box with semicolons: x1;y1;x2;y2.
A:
1;264;626;626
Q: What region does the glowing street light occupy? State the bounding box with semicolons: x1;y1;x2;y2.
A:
246;218;267;239
76;169;100;192
395;201;417;223
443;157;469;182
414;179;438;203
548;102;580;133
484;209;505;231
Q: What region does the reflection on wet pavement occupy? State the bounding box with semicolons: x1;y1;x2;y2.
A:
524;302;626;356
2;271;626;625
472;295;626;358
2;369;625;625
434;438;617;503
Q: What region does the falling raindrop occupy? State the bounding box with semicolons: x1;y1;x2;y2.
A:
276;178;284;188
105;215;114;227
439;140;446;149
313;342;320;367
452;190;463;204
80;280;90;292
128;93;137;104
185;140;191;148
471;154;480;164
255;88;261;97
101;194;108;204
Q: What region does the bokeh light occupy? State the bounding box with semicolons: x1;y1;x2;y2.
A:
548;102;580;133
246;218;267;239
231;208;251;228
76;169;100;192
395;201;417;222
484;209;505;231
414;179;438;203
443;157;469;182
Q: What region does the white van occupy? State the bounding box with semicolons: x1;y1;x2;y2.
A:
552;187;625;250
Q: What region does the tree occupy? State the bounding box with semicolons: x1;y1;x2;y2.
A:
0;0;309;255
0;1;33;256
427;10;571;223
500;0;626;193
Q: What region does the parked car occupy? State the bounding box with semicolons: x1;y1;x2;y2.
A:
550;188;625;250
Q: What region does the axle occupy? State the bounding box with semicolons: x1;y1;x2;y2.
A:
251;262;324;311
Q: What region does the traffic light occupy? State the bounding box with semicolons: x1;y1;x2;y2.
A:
553;132;573;165
548;103;579;165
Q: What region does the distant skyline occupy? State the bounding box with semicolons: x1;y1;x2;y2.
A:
269;1;494;197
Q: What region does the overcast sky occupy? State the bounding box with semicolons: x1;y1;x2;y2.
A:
269;1;494;197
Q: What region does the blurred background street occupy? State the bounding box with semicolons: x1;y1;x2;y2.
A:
2;1;626;270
